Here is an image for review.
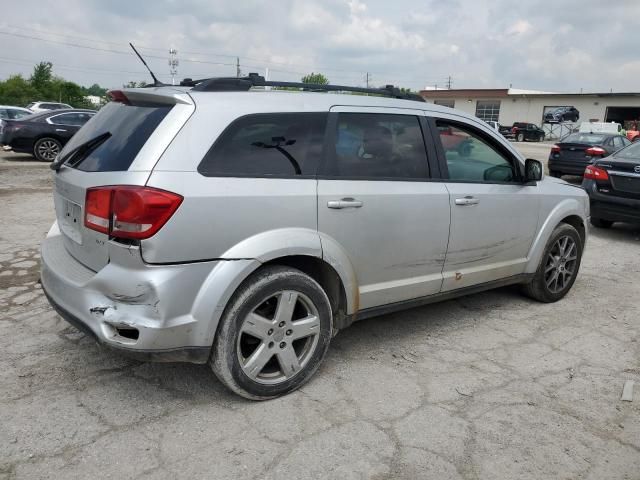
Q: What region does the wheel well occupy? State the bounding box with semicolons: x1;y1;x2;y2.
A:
262;256;348;329
561;215;585;245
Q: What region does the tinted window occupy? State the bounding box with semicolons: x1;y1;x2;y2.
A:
616;141;640;159
612;136;625;150
0;109;7;119
322;113;429;179
62;101;172;172
563;133;607;144
199;113;327;177
437;120;517;183
49;113;82;126
8;109;31;119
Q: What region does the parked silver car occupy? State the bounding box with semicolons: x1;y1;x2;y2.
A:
41;77;589;399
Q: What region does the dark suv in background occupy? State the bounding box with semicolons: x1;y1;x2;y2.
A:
544;106;580;123
511;122;545;142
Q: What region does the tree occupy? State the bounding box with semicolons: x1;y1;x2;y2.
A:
0;75;39;106
301;72;329;85
30;61;53;91
84;83;107;97
124;81;148;88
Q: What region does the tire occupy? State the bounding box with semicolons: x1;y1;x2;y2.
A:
590;217;613;229
522;223;583;303
538;134;544;142
549;170;562;178
33;137;62;162
210;266;333;400
516;133;525;142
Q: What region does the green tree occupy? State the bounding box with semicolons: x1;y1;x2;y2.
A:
29;61;53;91
84;83;107;97
0;75;39;106
124;80;148;88
301;72;329;85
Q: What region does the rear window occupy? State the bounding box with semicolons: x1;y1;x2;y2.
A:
616;142;640;159
563;133;606;144
198;113;327;177
63;102;172;172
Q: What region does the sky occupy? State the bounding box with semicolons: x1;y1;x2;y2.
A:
1;0;639;92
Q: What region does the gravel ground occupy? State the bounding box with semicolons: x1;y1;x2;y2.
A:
1;149;639;480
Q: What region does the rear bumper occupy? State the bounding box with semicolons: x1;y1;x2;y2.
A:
40;222;254;363
548;158;589;175
583;180;640;223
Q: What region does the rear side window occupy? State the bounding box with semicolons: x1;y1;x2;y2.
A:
563;133;606;144
64;102;172;172
199;113;327;177
322;113;429;179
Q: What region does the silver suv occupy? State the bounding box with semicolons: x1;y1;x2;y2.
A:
41;76;589;399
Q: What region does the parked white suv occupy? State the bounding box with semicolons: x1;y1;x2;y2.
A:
40;75;589;399
26;101;72;113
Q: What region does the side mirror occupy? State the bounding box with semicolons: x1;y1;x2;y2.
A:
524;158;543;183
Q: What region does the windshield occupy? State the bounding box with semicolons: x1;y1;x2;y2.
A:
563;133;607;144
61;101;172;172
615;141;640;159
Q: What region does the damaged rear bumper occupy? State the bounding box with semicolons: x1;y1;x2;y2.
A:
40;222;246;364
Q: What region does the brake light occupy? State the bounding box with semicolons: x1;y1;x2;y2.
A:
107;90;131;105
584;165;609;181
84;186;183;239
585;146;606;156
551;144;560;153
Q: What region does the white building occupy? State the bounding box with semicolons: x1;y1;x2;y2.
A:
419;88;640;130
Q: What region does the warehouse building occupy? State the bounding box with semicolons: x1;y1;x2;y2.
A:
419;88;640;132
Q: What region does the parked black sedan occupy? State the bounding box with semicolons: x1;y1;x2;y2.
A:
548;132;631;177
582;141;640;228
0;109;95;161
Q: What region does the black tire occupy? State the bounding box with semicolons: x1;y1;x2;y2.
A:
590;217;613;229
538;134;545;142
522;223;583;303
549;170;562;178
516;133;525;142
33;137;62;162
210;266;332;400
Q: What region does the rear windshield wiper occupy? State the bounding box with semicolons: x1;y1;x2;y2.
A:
50;132;112;171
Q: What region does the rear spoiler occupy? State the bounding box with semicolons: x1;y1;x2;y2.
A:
107;88;193;106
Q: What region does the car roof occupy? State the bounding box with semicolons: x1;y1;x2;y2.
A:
0;105;32;110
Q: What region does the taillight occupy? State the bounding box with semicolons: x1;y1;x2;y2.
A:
84;186;182;240
551;144;560;153
584;165;609;181
511;127;518;133
107;90;131;105
585;146;606;156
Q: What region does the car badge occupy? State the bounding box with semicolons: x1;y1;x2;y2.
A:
635;165;640;173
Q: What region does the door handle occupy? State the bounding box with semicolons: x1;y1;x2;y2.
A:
55;128;67;132
455;196;479;206
327;198;363;209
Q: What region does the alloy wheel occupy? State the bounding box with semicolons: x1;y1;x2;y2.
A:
237;290;320;385
544;235;577;293
37;140;60;161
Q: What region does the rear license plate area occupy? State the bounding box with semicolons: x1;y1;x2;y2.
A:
59;198;83;244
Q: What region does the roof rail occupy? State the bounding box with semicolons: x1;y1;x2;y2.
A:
180;73;425;102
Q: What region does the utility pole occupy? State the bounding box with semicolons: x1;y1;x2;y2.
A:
236;57;241;78
446;75;452;89
168;48;179;85
365;72;370;88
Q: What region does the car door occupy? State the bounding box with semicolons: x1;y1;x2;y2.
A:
431;117;540;291
317;107;450;311
47;113;81;141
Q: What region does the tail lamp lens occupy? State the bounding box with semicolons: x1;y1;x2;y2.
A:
85;186;182;239
551;144;560;153
584;165;609;181
585;146;606;156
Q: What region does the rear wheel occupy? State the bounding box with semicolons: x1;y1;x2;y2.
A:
522;223;583;303
516;133;525;142
590;217;613;228
210;266;332;400
33;137;62;162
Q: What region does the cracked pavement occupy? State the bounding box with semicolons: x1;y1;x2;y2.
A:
1;150;639;479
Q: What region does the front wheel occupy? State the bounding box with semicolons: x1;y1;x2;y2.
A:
33;137;62;162
210;266;333;400
522;223;583;303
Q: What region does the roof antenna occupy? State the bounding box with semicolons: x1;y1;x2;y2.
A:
129;42;165;87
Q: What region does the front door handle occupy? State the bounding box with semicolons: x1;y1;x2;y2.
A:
327;198;363;209
55;128;67;132
455;196;479;206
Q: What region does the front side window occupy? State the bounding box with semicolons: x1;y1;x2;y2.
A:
199;113;327;177
475;101;501;122
322;113;429;179
436;120;518;183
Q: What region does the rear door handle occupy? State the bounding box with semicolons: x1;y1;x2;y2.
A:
455;196;479;206
55;128;67;132
327;198;363;209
